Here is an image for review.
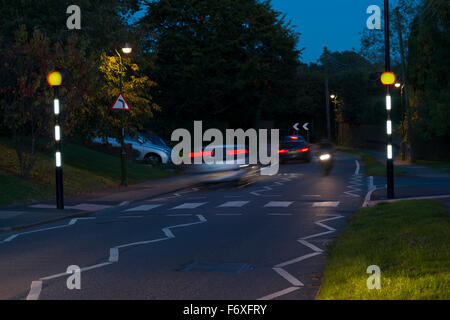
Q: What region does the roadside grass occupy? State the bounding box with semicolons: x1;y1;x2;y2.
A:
318;200;450;300
337;148;408;177
0;139;177;206
416;160;450;173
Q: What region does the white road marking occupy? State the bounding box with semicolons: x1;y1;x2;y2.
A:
355;160;360;175
267;213;293;216
275;252;322;268
298;240;323;253
118;216;142;218
218;201;249;208
301;195;321;198
258;287;301;301
69;217;95;225
26;281;42;300
264;201;293;208
216;213;243;216
26;215;207;300
119;201;130;206
312;202;340;207
273;268;304;286
171;202;206;210
124;204;162;212
166;214;193;217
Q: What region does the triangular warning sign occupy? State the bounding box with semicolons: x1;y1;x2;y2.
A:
111;93;130;111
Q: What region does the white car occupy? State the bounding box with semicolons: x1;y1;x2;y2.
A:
92;134;172;164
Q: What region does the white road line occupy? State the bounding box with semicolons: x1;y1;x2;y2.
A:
273;268;304;286
258;287;301;301
171;202;206;210
355;160;360;175
264;201;293;208
124;204;162;212
26;281;42;300
118;201;130;206
301;195;321;198
275;252;322;268
267;213;293;216
298;240;323;253
218;201;249;208
166;214;193;217
2;218;96;243
312;202;340;207
216;213;243;216
301;230;334;240
26;214;207;300
118;216;142;218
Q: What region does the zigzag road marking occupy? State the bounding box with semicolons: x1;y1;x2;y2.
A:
25;214;207;300
1;218;95;243
258;214;344;301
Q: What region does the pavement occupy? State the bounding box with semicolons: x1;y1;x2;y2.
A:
359;149;450;204
0;152;369;300
0;174;202;231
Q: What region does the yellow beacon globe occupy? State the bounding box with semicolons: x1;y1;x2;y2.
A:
381;72;396;85
47;71;62;87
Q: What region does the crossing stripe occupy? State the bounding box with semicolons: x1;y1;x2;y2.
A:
123;204;162;212
264;201;293;208
312;202;340;208
218;201;249;208
171;202;207;210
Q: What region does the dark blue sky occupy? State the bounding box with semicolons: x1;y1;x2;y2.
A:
271;0;384;63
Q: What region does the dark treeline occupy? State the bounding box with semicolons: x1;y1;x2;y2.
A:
0;0;448;177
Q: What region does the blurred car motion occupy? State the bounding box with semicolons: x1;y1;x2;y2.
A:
184;144;260;185
278;136;312;163
92;133;172;164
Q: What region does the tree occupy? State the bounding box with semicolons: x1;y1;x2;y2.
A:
0;26;95;178
139;0;301;132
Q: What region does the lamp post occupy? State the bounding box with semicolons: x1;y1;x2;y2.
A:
47;71;64;209
395;82;406;160
383;0;395;199
330;94;338;144
116;43;132;187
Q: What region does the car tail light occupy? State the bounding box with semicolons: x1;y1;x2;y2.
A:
226;149;248;155
297;148;309;153
278;149;289;154
189;150;214;158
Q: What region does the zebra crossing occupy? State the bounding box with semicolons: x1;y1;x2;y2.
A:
120;200;341;213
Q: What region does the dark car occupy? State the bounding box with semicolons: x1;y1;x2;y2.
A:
278;139;312;163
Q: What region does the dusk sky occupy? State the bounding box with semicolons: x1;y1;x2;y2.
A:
270;0;385;63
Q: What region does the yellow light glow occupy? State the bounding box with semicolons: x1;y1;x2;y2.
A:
381;72;396;85
47;71;62;86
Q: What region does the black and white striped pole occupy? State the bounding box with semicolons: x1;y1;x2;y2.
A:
47;71;64;209
382;0;395;199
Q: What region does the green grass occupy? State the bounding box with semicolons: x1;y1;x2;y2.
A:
318;200;450;300
416;160;450;173
337;148;408;177
0;139;177;207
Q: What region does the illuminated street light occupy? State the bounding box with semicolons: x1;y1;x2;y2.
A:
116;44;132;187
47;71;64;210
394;82;401;88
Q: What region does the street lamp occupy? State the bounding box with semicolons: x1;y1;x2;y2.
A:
47;71;64;209
116;43;132;187
330;94;339;143
383;0;395;199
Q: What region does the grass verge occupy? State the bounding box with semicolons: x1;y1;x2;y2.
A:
337;148;408;176
0;140;177;207
318;200;450;300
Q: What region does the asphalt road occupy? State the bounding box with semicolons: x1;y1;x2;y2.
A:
0;152;367;300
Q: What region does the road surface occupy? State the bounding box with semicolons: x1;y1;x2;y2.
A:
0;152;367;300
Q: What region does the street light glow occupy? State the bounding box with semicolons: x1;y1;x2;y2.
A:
122;43;132;54
395;82;401;88
330;94;336;99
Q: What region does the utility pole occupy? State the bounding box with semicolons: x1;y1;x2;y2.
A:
324;47;331;141
395;7;414;162
384;0;395;199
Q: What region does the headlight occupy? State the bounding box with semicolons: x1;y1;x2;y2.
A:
319;154;331;161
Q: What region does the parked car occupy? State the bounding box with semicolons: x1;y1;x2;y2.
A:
92;133;172;165
183;144;260;185
278;137;312;163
